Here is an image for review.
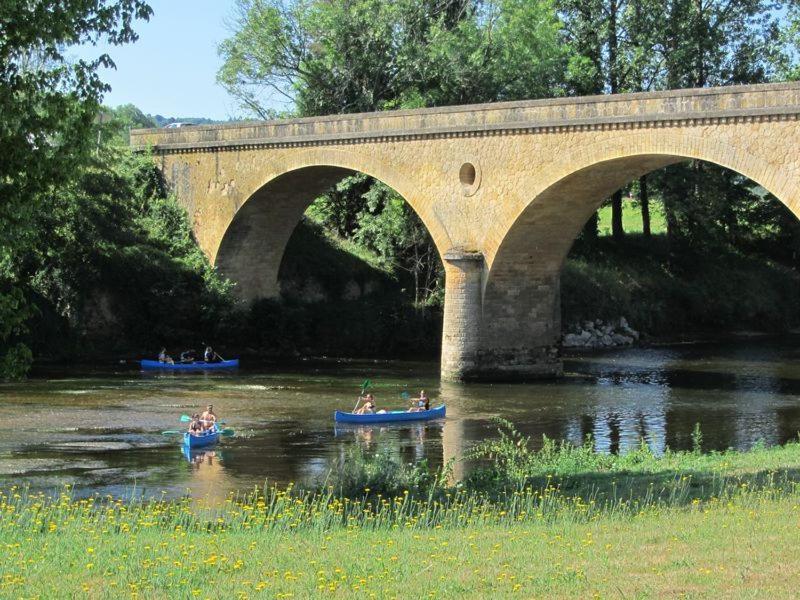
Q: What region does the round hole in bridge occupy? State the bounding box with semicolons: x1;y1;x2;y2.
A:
459;162;476;187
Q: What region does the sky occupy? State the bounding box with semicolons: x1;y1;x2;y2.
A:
72;0;241;120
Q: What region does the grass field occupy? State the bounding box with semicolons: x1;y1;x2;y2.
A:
3;492;797;598
3;437;800;598
596;199;667;236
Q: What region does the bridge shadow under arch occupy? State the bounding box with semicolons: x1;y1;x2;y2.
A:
215;165;447;305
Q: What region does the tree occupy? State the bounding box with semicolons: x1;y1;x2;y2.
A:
652;0;786;244
639;174;651;237
218;0;566;117
0;0;152;377
354;183;443;306
559;0;663;240
25;141;232;355
102;103;158;144
561;0;788;244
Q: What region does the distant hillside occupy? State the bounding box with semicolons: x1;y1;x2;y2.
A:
105;104;243;130
151;115;230;127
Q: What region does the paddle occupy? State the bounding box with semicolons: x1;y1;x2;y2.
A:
200;342;225;363
165;426;234;436
181;414;228;422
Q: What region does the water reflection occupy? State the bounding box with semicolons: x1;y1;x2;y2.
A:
334;421;445;465
0;337;798;498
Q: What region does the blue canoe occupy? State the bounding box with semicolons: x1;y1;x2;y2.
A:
334;404;446;424
141;359;239;371
183;425;220;449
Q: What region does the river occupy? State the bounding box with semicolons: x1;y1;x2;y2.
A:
1;337;799;500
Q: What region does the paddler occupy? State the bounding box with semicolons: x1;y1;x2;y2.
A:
200;404;217;430
188;414;203;434
354;394;376;415
407;390;430;412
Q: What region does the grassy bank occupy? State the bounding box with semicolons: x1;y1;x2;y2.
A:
4;437;800;597
563;234;800;335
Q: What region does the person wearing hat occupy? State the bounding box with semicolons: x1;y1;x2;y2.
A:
200;405;217;430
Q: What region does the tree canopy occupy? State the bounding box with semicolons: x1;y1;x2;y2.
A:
0;0;152;377
217;0;567;117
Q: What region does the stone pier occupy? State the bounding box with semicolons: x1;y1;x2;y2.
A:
441;250;484;381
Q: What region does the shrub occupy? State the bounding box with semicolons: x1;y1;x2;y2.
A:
322;445;448;499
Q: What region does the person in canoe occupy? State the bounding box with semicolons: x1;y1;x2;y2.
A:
408;390;430;412
179;349;197;364
354;394;376;415
188;414;203;434
200;404;217;430
204;346;223;363
158;348;174;364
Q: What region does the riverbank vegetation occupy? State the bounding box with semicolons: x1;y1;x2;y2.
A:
7;1;800;377
3;426;800;596
563;234;800;336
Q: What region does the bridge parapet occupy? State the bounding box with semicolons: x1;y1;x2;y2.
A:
131;82;800;153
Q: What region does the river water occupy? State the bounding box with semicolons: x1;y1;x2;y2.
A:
1;337;800;500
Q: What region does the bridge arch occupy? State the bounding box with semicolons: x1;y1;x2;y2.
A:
478;130;800;378
214;150;451;302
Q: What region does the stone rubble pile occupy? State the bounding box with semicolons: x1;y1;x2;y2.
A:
562;317;640;348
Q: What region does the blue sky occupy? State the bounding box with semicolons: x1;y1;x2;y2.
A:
72;0;240;120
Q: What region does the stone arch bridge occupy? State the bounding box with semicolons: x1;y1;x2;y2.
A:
131;82;800;381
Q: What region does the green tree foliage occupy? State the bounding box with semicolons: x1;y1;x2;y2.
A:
657;0;784;90
559;0;676;239
781;5;800;81
0;0;152;377
101;103;158;144
647;0;789;247
25;137;232;358
354;182;443;305
307;175;443;305
218;0;566;116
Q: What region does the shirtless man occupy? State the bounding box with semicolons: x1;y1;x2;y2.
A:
200;405;217;430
